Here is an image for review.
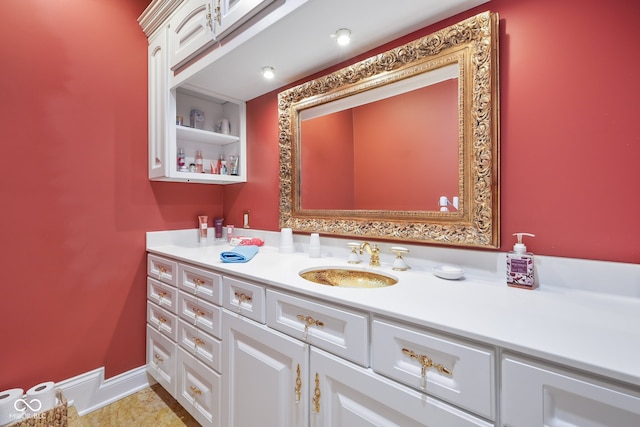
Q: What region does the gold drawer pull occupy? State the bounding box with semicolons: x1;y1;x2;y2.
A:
190;385;202;397
158;316;167;324
192;337;205;347
193;278;205;287
154;354;164;364
157;265;167;278
192;307;205;317
158;291;167;298
234;292;252;312
402;348;452;390
296;315;324;339
294;364;302;403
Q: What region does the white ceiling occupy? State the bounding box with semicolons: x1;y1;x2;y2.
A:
183;0;489;101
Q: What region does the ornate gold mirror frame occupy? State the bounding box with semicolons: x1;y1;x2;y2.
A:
278;12;499;248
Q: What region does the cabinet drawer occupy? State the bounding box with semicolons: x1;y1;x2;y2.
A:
371;318;495;420
148;254;178;286
502;355;640;427
178;291;222;339
147;324;177;397
179;263;222;305
147;277;178;314
222;276;265;323
177;347;221;427
177;319;222;373
147;301;178;341
266;289;369;367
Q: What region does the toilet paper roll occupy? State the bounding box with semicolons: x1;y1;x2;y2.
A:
25;382;56;415
0;388;24;426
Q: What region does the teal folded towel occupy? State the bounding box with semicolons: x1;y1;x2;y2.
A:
220;245;259;263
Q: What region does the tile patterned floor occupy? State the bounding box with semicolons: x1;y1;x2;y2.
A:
68;384;199;426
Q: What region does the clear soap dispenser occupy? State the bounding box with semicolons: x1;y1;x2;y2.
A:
507;233;536;289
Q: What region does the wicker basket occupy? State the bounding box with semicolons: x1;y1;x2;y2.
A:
7;390;67;427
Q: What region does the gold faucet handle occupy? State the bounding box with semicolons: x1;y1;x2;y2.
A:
347;242;361;264
391;246;410;271
391;246;409;258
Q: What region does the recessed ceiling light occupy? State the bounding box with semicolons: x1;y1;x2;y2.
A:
335;28;351;46
262;66;275;79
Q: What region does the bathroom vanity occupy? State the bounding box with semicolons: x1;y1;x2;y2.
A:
146;229;640;427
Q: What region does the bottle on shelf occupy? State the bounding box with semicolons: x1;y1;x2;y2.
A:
195;150;203;173
217;154;224;175
177;148;186;171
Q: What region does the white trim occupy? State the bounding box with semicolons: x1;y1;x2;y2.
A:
56;366;154;416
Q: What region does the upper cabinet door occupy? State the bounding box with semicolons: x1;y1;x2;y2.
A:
169;0;215;70
214;0;275;39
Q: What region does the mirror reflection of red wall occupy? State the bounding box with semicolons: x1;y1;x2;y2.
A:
301;78;459;211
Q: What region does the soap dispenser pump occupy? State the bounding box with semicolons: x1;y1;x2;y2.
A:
507;233;536;289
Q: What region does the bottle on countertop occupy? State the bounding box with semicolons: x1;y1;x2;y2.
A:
507;233;536;289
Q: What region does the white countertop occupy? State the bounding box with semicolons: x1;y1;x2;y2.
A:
147;229;640;388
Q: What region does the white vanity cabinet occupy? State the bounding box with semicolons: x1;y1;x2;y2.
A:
371;318;496;420
502;354;640;427
311;347;492;427
146;255;179;396
147;255;225;427
222;310;309;427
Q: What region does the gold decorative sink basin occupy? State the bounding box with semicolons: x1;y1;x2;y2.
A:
299;268;398;288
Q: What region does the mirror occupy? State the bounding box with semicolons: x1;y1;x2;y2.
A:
279;12;499;248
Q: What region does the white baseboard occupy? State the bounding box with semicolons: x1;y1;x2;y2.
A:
56;366;154;416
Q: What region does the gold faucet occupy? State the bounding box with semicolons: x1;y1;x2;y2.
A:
359;242;380;266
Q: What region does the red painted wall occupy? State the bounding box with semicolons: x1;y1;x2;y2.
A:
228;0;640;263
0;1;224;390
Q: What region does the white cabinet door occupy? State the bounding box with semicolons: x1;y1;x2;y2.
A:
310;347;492;427
169;0;214;70
215;0;275;39
502;355;640;427
223;310;309;427
147;27;169;179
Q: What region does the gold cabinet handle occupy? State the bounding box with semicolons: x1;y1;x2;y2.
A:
192;307;205;317
296;315;324;339
157;291;167;301
402;348;452;390
190;385;202;398
205;3;213;30
294;364;302;403
193;278;205;287
157;265;167;279
312;373;321;413
157;316;167;330
215;0;221;25
154;353;164;364
234;292;252;312
192;336;205;347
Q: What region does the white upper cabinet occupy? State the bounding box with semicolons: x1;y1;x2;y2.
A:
169;0;214;70
168;0;276;71
147;27;170;179
214;0;276;40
